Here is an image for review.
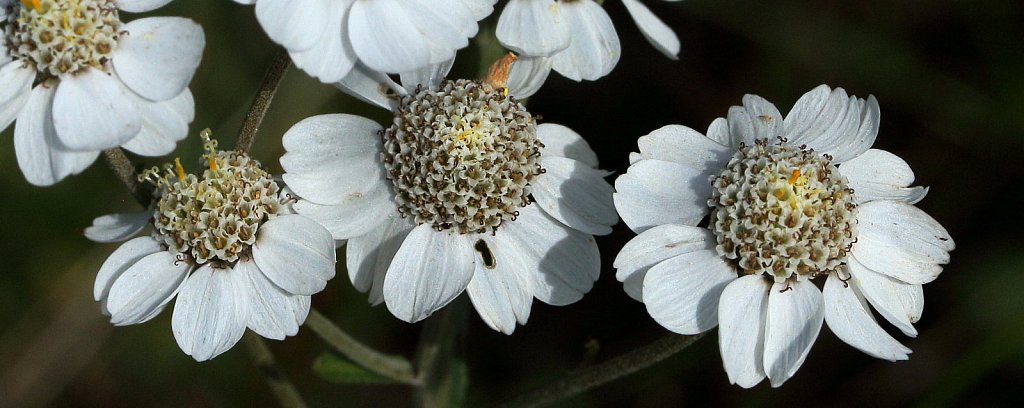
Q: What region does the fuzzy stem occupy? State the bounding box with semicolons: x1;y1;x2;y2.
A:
499;333;706;408
102;148;150;207
235;48;291;153
243;332;308;408
305;309;419;385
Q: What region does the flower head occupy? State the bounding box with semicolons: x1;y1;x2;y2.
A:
496;0;682;82
87;131;336;361
281;69;617;333
1;0;204;186
613;85;954;387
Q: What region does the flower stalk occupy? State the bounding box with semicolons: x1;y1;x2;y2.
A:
305;309;419;385
235;47;291;153
243;332;308;408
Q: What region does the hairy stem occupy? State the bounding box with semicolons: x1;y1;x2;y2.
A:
235;47;291;153
500;333;707;408
102;148;150;207
243;332;308;408
414;301;466;408
306;309;419;385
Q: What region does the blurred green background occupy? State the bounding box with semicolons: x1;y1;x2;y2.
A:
1;0;1022;406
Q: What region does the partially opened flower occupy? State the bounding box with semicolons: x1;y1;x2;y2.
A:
280;64;617;333
234;0;495;83
614;85;954;387
1;0;204;186
86;132;336;361
496;0;681;81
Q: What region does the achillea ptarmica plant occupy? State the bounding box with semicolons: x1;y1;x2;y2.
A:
280;64;617;334
85;131;336;361
1;0;203;186
613;85;954;387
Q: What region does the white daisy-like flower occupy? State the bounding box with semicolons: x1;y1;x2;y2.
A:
1;0;204;186
496;0;681;81
86;132;336;361
613;85;955;387
279;64;617;333
233;0;496;83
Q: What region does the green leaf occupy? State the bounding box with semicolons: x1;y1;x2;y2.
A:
312;353;395;385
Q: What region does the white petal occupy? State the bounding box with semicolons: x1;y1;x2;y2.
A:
14;84;100;186
238;260;308;340
171;264;249;361
533;156;617;235
253;215;337;296
255;0;330;52
496;0;571;56
718;275;770;388
613;159;712;233
614;224;711;283
333;62;404;110
783;85;879;163
94;236;163;314
292;188;395;240
537;123;598;167
500;205;600;306
763;280;824;388
84;212;150;243
642;249;735;334
348;0;434;73
823;273;911;360
0;61;34;131
705;117;732;147
460;0;497;19
727;94;783;146
635;124;731;168
113;17;204;101
383;224;476;323
289;0;358;83
399;58;454;93
280;114;386;205
551;0;620;81
121;88;193;156
106;250;189;326
847;256;924;337
53;70;142;150
466;234;534;334
116;0;173;13
346;214;415;305
851;201;954;284
839;149;928;204
621;0;680;59
506;55;552;99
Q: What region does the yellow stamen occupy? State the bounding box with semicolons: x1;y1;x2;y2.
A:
208;156;218;172
174;158;185;182
788;169;801;185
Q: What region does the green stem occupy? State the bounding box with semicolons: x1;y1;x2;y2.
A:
305;309;419;385
243;332;308;408
499;333;706;408
102;148;150;207
414;301;466;408
234;47;291;153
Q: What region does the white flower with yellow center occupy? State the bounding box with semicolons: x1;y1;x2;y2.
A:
496;0;681;81
280;71;617;333
85;132;336;361
233;0;495;83
613;85;955;387
1;0;204;186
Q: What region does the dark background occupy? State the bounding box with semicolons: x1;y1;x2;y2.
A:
1;0;1021;406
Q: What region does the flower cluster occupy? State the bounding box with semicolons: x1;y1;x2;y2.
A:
0;0;953;391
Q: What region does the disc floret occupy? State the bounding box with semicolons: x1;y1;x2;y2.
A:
382;79;544;235
4;0;121;77
710;139;858;282
140;130;283;265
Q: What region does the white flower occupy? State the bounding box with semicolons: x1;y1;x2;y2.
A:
1;0;204;186
86;132;336;361
280;69;617;334
496;0;680;81
613;85;955;387
234;0;496;83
